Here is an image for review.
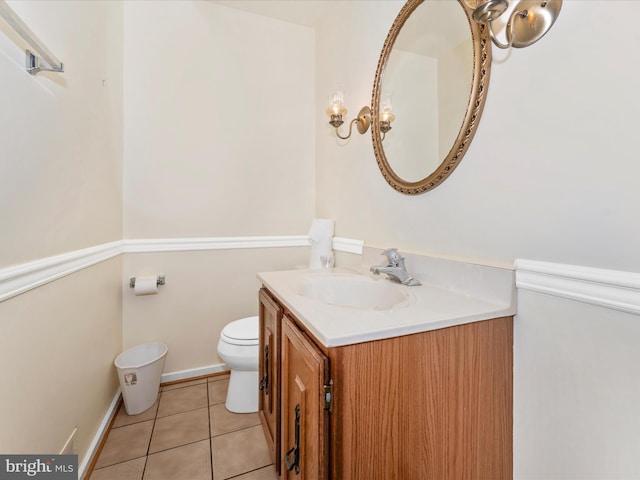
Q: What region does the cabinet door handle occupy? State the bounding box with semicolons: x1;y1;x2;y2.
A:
259;344;269;394
284;403;301;474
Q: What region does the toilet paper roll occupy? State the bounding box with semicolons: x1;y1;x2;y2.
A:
308;219;335;269
134;276;158;296
308;219;334;242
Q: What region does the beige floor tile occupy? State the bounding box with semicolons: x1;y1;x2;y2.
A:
212;425;271;479
90;457;146;480
149;407;209;454
157;383;208;417
143;440;212;480
208;378;229;405
210;404;260;437
94;421;153;469
113;399;159;428
233;466;279;480
161;378;207;392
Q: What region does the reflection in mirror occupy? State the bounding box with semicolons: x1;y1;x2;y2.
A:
372;0;491;195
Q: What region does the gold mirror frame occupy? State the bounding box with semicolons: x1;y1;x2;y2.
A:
371;0;491;195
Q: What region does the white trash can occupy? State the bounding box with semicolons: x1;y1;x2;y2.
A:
115;343;168;415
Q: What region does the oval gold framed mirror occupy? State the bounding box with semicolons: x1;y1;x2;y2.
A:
371;0;491;195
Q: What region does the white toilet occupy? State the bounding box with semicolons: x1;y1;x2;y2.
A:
217;315;259;413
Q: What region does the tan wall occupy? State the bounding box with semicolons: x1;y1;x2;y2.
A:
0;0;123;266
0;258;122;464
122;1;315;239
0;0;123;468
119;2;317;377
122;247;309;373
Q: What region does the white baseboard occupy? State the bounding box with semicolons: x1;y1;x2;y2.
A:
161;363;228;383
79;388;121;480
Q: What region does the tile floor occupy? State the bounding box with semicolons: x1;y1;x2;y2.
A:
89;374;278;480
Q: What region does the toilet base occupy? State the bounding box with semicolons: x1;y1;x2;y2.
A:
225;370;259;413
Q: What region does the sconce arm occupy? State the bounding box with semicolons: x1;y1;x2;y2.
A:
332;106;371;140
334;117;359;140
487;20;512;49
487;9;526;50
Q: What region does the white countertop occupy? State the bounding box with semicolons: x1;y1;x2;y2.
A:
258;264;516;348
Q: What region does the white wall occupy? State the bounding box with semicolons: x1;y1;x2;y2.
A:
314;1;640;478
315;1;640;273
515;289;640;478
0;0;123;468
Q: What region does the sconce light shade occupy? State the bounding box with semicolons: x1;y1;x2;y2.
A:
472;0;562;49
327;91;348;122
379;99;395;139
327;91;371;140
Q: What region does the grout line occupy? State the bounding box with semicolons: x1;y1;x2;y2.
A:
91;375;273;479
141;387;161;479
140;456;148;480
147;390;162;455
225;463;273;479
145;438;212;457
89;455;149;474
210;422;263;438
156;404;212;420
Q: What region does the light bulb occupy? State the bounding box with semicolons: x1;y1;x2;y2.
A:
327;91;347;117
380;97;395;123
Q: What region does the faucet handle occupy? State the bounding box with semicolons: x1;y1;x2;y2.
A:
381;248;402;267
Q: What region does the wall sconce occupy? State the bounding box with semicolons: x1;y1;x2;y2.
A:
327;91;371;140
379;97;395;141
471;0;562;49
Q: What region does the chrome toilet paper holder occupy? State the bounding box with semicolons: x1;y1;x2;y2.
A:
129;275;165;289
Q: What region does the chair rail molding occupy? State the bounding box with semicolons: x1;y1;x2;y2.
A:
516;259;640;315
0;235;364;302
0;241;123;303
122;235;310;253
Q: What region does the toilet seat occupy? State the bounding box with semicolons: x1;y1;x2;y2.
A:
221;316;259;346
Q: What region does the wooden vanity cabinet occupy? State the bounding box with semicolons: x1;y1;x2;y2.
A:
328;316;513;479
258;288;283;473
258;286;513;479
281;315;330;480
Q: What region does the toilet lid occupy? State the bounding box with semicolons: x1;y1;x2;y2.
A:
222;316;259;344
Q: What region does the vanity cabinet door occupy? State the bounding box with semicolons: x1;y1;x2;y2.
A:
258;288;283;472
281;315;330;480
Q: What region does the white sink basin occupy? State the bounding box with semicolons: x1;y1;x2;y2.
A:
299;274;411;310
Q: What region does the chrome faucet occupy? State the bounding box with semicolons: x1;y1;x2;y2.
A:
370;248;421;286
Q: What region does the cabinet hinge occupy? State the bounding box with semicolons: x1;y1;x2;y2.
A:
324;380;333;412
